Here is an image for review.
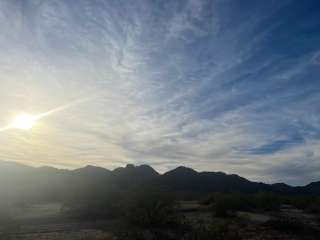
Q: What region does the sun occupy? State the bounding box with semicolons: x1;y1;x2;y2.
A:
0;97;93;132
12;113;38;130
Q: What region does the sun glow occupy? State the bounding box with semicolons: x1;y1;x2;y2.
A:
12;113;38;130
0;97;94;132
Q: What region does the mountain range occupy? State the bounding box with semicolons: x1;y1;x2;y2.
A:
0;160;319;204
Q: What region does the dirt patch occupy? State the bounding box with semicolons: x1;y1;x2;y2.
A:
236;211;272;223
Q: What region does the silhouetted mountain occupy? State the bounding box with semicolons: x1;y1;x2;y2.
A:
165;166;198;176
113;164;159;177
270;183;295;194
0;160;34;179
112;164;159;188
0;160;319;205
158;167;266;193
299;181;320;195
75;164;110;173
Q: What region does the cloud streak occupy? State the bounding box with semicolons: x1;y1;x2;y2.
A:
0;0;320;185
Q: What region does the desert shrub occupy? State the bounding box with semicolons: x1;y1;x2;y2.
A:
212;193;254;217
124;191;177;228
267;216;303;232
306;197;320;214
285;195;320;216
185;219;242;240
286;196;314;209
214;197;233;217
210;192;282;217
253;192;281;211
64;191;126;219
207;220;231;240
116;192;243;240
201;194;216;206
115;191;198;240
266;216;319;236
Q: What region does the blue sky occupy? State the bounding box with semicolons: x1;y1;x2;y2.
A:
0;0;319;185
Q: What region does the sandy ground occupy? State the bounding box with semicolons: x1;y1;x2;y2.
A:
1;202;319;240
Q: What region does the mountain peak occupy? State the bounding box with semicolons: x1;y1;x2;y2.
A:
125;164;135;169
165;166;198;176
114;164;159;176
1;161;320;195
74;165;110;175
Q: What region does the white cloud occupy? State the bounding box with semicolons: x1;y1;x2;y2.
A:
0;0;319;185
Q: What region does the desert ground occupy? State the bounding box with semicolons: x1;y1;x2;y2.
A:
1;198;320;240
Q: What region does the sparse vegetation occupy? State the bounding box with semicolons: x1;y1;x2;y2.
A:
206;192;281;217
266;215;320;237
1;163;320;239
124;191;177;228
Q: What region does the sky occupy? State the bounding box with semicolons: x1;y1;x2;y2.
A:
0;0;319;185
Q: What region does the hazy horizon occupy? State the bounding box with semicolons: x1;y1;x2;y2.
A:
0;159;317;187
0;0;320;186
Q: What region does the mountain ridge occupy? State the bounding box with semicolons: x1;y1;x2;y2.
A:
0;160;317;187
0;160;319;200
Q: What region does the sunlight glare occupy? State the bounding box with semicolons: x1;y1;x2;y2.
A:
12;113;38;130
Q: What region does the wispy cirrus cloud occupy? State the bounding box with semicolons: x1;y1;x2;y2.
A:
0;0;319;185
